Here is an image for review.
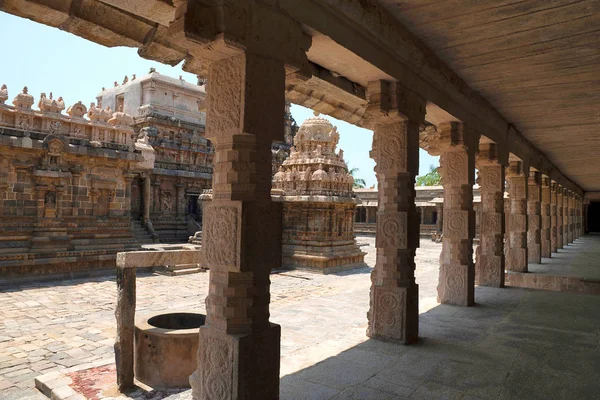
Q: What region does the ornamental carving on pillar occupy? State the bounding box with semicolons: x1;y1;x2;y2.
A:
203;206;238;268
201;337;232;400
373;290;405;339
377;213;407;248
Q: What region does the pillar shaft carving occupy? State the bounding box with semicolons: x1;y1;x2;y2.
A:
365;80;425;344
568;193;575;243
186;4;311;395
557;186;564;249
527;172;542;263
506;161;528;272
475;143;505;288
432;122;478;306
550;182;558;253
540;176;551;258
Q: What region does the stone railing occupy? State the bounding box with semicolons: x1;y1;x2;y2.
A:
0;86;136;150
114;248;202;391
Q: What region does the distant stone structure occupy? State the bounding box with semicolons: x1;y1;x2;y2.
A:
97;70;211;243
0;85;147;279
272;113;365;272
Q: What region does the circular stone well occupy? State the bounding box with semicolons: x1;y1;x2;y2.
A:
134;312;205;389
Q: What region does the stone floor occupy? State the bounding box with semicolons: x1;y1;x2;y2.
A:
1;235;599;399
528;234;600;280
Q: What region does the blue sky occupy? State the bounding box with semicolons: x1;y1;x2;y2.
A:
0;12;438;188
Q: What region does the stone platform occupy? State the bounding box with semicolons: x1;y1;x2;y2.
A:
506;235;600;295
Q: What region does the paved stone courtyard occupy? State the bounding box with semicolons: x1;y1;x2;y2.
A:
2;236;599;399
0;236;442;398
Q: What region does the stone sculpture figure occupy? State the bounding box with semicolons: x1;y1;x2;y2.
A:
0;84;7;104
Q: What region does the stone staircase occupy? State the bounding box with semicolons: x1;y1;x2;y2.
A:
152;219;192;243
154;263;204;276
131;220;155;245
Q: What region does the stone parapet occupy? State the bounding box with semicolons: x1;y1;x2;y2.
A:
0;86;136;150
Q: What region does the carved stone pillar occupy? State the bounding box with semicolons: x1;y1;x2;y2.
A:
506;161;528;272
436;204;443;233
152;178;160;214
475;143;505;288
550;182;558;254
143;174;151;225
557;186;564;249
124;173;136;218
187;6;311;398
576;196;582;238
527;171;541;264
569;192;575;243
435;122;478;306
540;176;551;258
564;190;571;245
365;80;425;343
176;182;186;219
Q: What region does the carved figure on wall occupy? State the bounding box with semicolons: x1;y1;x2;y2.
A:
162;192;173;213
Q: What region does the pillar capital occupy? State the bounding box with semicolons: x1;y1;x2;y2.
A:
528;170;541;186
506;160;528;178
420;122;479;157
182;1;312;76
362;80;426;129
476;142;503;167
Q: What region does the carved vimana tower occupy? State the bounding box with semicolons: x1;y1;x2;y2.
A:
272;112;366;273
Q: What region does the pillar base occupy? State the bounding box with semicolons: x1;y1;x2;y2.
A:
475;254;504;288
367;283;419;344
437;263;474;306
190;323;281;400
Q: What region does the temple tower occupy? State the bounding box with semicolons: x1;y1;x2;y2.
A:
272;113;366;273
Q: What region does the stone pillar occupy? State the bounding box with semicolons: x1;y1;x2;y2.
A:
420;207;425;225
176;182;186;219
550;182;558;253
577;196;582;238
475;143;505;288
114;266;136;391
124;173;135;218
436;204;443;233
506;161;528;272
143;174;151;225
540;176;551;258
567;191;573;244
584;201;589;234
188;9;311;397
527;171;541;264
365;80;425;343
436;123;478;306
557;186;564;249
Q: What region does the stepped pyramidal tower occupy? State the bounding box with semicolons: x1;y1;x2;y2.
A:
273;113;366;273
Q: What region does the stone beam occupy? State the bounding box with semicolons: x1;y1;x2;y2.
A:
116;249;201;268
286;62;367;125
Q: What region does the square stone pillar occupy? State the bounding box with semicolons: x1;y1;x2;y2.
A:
183;7;311;393
550;182;558;253
577;196;582;238
436;123;478;306
557;186;564;249
506;161;528;272
475;143;505;288
567;191;574;244
364;80;425;344
540;176;551;258
527;171;542;264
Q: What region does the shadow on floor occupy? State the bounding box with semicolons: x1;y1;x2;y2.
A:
280;286;600;400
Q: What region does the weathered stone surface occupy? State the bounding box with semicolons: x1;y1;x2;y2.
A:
550;182;558;254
